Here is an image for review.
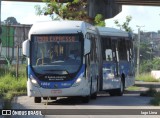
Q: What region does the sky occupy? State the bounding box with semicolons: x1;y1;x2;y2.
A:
1;1;160;33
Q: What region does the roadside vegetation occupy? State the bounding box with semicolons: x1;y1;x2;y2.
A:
136;73;160;82
140;86;157;97
150;92;160;106
126;86;141;91
0;65;27;108
139;86;160;106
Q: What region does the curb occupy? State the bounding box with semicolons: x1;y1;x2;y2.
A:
135;81;160;89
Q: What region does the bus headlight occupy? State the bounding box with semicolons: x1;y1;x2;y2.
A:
30;76;40;87
72;78;82;87
76;78;82;83
31;79;37;84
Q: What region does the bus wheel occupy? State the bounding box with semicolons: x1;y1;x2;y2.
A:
91;78;98;99
109;79;124;96
82;96;90;103
34;97;41;103
91;92;97;99
109;90;116;96
117;79;124;96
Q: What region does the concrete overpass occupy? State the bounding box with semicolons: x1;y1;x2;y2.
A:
116;0;160;6
1;0;160;20
2;0;160;5
1;0;160;24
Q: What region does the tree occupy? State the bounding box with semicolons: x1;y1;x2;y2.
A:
4;17;20;25
140;41;152;62
35;0;105;26
140;57;160;73
114;16;132;32
94;14;105;26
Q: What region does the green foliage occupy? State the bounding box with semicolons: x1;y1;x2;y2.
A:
35;0;86;20
139;41;152;62
150;92;160;106
140;86;157;97
114;16;132;32
0;74;27;95
35;0;105;25
140;57;160;73
126;86;141;91
4;17;20;25
94;14;105;26
0;65;27;108
136;73;159;82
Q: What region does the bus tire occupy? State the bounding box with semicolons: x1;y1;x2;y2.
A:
117;78;124;96
91;78;98;99
109;79;124;96
82;96;90;103
109;90;116;96
82;81;91;103
34;97;41;103
91;92;97;99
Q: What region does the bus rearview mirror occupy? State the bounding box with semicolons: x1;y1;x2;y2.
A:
84;39;91;55
22;39;30;57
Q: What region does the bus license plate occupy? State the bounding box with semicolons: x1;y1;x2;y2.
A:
51;90;62;94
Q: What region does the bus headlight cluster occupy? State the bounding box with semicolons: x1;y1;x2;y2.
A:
72;78;82;87
31;79;37;84
30;76;40;87
76;78;82;83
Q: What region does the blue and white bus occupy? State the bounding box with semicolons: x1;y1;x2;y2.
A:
22;21;100;103
97;27;135;96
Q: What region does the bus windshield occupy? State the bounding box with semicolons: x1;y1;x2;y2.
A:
30;34;83;75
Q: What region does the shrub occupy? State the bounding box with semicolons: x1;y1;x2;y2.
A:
140;86;157;97
136;73;159;82
0;65;27;104
150;92;160;106
140;57;160;73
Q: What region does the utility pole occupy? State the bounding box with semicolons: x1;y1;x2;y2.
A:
16;45;19;79
136;25;144;76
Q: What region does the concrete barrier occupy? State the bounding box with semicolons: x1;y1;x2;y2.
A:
151;70;160;80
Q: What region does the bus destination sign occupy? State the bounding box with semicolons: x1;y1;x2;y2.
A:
35;36;76;42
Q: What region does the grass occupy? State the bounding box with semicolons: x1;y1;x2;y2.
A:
136;73;160;106
126;86;141;91
0;65;27;109
136;73;160;82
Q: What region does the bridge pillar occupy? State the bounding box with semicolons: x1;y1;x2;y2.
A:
88;0;122;19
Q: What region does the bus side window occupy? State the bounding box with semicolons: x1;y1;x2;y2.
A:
105;49;112;61
113;52;116;61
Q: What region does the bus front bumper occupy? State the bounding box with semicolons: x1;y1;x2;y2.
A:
27;80;90;97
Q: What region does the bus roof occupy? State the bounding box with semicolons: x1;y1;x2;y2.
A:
97;27;129;37
29;20;96;36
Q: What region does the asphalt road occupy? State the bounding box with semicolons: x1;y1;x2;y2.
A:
8;89;160;118
1;81;160;118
